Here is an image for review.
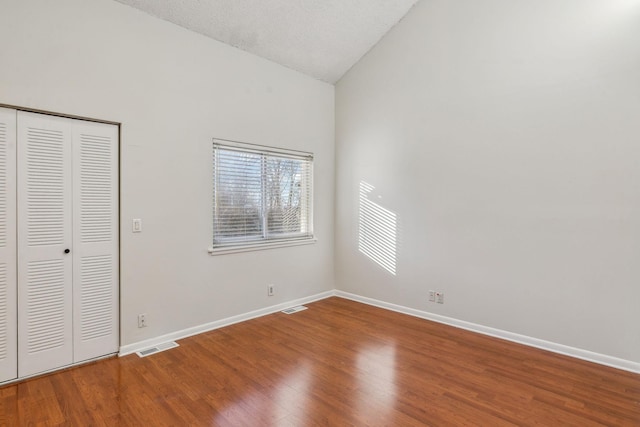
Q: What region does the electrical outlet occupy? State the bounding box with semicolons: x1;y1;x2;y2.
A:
428;290;436;302
436;292;444;304
267;284;274;296
138;313;147;328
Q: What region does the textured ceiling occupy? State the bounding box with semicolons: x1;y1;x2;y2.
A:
114;0;419;83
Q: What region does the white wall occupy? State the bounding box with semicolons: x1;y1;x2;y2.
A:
336;0;640;363
0;0;335;346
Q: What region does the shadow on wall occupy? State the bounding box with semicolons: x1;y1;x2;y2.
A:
358;181;397;276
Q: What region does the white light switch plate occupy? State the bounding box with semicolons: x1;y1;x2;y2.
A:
133;218;142;233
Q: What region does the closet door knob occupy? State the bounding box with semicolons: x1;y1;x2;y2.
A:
64;249;70;254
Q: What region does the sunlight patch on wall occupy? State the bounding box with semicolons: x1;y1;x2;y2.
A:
358;181;397;275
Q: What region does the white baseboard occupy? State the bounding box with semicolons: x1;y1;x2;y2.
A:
120;288;639;374
119;290;334;356
334;290;640;374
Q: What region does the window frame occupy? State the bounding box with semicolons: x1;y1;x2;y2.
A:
209;138;315;255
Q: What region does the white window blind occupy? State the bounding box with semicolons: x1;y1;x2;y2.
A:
212;140;313;251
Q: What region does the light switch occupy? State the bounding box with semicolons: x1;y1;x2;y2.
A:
132;218;142;233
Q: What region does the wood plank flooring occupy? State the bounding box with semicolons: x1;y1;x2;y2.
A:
1;297;638;426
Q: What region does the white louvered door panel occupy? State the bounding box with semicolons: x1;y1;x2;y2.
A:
0;108;17;382
72;121;119;362
17;112;73;377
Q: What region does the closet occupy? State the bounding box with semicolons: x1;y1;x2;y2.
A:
0;107;119;383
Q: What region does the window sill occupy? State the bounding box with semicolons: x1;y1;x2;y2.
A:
208;237;317;256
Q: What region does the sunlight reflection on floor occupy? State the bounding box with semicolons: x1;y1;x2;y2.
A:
356;343;397;423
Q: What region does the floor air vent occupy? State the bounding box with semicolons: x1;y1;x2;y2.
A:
136;341;179;358
281;305;308;314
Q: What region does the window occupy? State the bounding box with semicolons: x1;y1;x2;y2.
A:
211;139;314;253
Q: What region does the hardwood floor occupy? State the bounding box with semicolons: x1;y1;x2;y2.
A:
1;297;638;426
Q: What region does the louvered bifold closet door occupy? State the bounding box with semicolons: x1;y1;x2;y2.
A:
17;112;73;377
0;108;17;382
72;121;118;363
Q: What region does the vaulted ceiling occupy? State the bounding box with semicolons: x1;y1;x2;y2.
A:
114;0;419;83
